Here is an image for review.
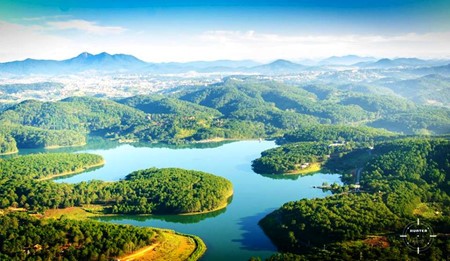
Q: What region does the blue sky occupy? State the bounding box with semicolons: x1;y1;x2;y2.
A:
0;0;449;62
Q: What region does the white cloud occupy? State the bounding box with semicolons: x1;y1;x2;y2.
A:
0;20;74;62
0;19;127;62
46;19;125;35
196;30;450;61
0;19;449;63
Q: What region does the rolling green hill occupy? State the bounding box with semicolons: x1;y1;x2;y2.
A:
0;78;449;151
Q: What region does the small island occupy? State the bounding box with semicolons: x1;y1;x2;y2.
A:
0;154;232;261
0;154;233;216
109;167;234;214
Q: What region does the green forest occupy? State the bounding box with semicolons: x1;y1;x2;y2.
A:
0;153;104;180
1;78;449;154
109;168;233;214
252;142;351;174
1;77;449;260
259;138;450;260
0;212;155;260
0;153;232;215
252;124;395;174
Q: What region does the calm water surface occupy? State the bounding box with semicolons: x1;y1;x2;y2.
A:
26;140;342;260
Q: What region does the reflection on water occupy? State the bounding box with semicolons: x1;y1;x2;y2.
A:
52;165;105;181
232;209;278;252
10;139;341;261
96;206;227;224
130;140;236;150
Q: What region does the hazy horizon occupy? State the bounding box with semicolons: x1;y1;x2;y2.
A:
1;0;450;62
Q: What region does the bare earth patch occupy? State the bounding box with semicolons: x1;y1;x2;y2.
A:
363;236;390;248
119;230;197;261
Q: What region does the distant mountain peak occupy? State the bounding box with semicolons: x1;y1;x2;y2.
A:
96;52;111;57
270;59;295;65
376;58;392;63
77;52;93;58
320;55;377;65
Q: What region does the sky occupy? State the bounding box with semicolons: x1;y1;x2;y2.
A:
0;0;450;62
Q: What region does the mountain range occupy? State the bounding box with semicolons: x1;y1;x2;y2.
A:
0;52;449;75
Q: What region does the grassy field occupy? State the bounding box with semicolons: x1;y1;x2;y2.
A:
413;203;443;219
119;230;200;261
43;206;206;260
43;205;106;220
287;162;322;175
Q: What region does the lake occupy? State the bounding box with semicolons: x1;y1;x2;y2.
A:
38;140;342;260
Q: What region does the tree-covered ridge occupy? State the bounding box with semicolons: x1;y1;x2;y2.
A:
259;193;399;251
0;97;147;133
109;168;233;214
368;107;450;135
0;132;17;154
119;94;222;117
0;153;104;180
0;154;232;215
259;138;450;260
0;95;267;146
1;78;449;150
280;124;395;144
178;78;450;134
360;138;450;217
0;213;154;261
0;124;85;150
252;142;351;174
252;124;393;175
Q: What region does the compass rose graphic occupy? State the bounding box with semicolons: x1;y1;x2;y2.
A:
400;218;436;254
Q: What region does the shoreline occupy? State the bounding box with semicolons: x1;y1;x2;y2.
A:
44;142;87;150
0;149;19;155
192;137;266;144
179;189;234;216
40;208;206;261
38;160;105;181
193;137;236;143
119;229;206;261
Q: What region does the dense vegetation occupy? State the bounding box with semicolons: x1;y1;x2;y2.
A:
0;212;155;260
1;78;450;152
0;124;86;150
0;133;17;154
259;138;450;260
252;124;394;174
252;142;351;174
280;124;395;144
260;193;399;249
0;153;232;214
109;168;233;214
0;153;104;180
0;76;449;260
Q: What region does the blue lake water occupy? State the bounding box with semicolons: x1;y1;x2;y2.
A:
23;140;342;260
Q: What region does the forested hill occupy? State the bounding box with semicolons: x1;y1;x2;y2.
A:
119;94;222;117
0;78;449;154
0;154;232;214
0;96;147;132
0;213;155;260
177;78;450;134
260;138;450;260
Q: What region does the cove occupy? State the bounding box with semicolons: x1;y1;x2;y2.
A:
49;140;341;260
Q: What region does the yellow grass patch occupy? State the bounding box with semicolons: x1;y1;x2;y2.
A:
287;162;322;175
